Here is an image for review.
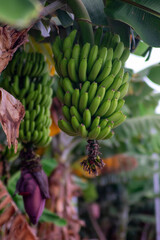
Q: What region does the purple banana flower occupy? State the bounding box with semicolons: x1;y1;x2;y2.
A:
16;168;50;224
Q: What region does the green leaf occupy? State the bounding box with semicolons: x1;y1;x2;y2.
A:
82;0;107;25
39;208;67;226
57;9;73;28
147;65;160;85
104;0;160;47
0;0;41;28
133;41;149;56
7;171;20;195
41;158;58;176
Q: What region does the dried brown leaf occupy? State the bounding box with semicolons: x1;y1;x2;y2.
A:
0;88;25;153
0;180;38;239
0;25;28;73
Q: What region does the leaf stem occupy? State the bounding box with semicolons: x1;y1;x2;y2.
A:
67;0;94;45
121;0;160;18
40;0;66;17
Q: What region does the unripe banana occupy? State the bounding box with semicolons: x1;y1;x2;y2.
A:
72;44;81;69
110;34;120;49
94;27;103;46
52;36;62;59
79;58;87;82
83;109;91;128
62;105;71;121
109;75;123;91
79;92;88;113
111;59;122;76
104;130;114;139
60;58;68;77
99;119;108;129
113;42;124;60
116;99;125;112
114;91;121;100
64;48;72;60
57;84;64;102
64;91;71;107
107;111;123;122
63;77;74;94
63;36;72;52
120;48;130;63
28;100;34;112
30;121;35;134
68;29;77;46
89;95;101;116
96;86;105;102
119;82;129;99
106;48;113;61
79;124;88;138
58;119;77;136
68;58;78;82
96;60;112;83
98;47;108;66
113;112;126;128
30;109;37;121
72;88;80;109
70;106;82;123
71;116;80;131
101;31;110;47
122;72;129;84
90;116;100;130
103;89;115;102
81;81;90;94
88;82;98;105
88;58;103;82
88;126;101;140
80;42;90;60
99;74;114;90
87;45;98;74
12;75;19;96
96;125;111;140
95;99;111;117
104;98;118;117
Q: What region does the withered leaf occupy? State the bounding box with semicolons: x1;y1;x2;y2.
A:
0;25;28;73
0;88;25;153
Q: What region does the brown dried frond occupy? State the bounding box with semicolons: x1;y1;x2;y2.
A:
0;180;37;240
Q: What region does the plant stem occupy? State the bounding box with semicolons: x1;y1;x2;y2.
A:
67;0;94;45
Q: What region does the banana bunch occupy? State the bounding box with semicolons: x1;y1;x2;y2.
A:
4;51;48;78
53;30;130;140
1;52;53;148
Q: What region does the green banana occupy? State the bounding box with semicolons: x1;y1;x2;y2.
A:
96;86;105;102
62;105;71;121
106;48;113;61
104;98;118;117
110;34;120;49
96;60;112;83
113;42;124;59
72;44;81;70
87;45;98;74
79;58;87;82
70;106;82;123
80;42;90;60
99;74;115;90
64;48;72;60
109;75;123;91
58;119;77;136
96;125;111;140
63;78;74;94
71;116;80;131
103;89;115;102
95;99;111;117
111;59;122;76
89;95;101;116
99;119;108;129
88;58;103;82
122;72;129;84
90;116;100;130
79;124;88;138
113;112;126;128
72;88;80;109
88;126;101;140
116;99;125;111
88;82;98;105
79;92;88;113
12;75;19;96
64;91;71;107
60;58;68;77
98;47;108;66
68;58;78;82
81;81;90;94
120;48;130;63
107;111;123;122
83;109;91;128
114;91;120;99
57;84;64;102
94;27;103;46
119;82;129;99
